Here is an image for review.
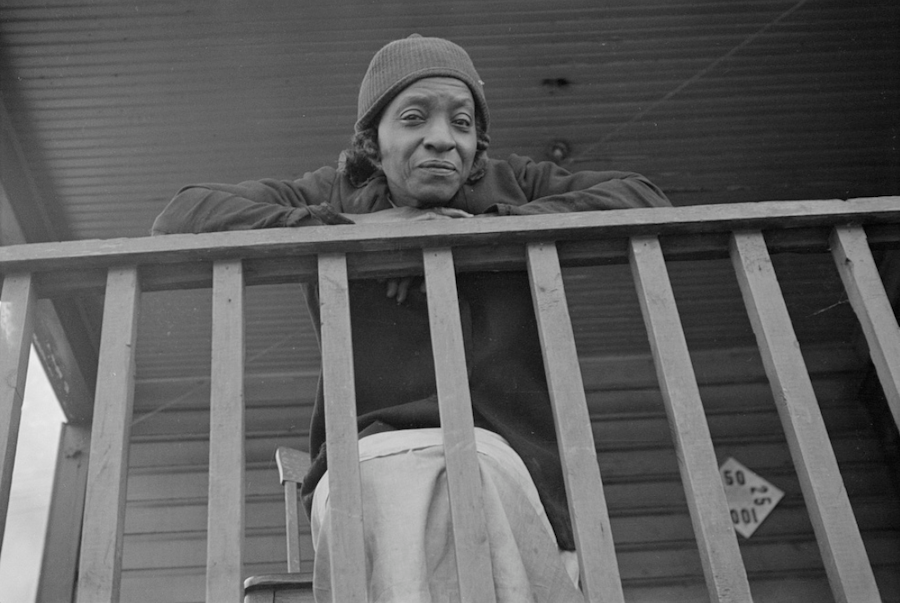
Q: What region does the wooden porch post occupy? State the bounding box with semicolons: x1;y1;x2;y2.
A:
0;272;35;550
36;423;91;603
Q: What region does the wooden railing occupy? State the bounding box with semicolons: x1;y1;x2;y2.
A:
2;198;899;603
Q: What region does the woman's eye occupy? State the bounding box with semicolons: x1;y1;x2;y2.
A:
400;112;425;123
453;116;473;128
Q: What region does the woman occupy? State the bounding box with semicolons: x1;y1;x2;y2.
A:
153;34;670;602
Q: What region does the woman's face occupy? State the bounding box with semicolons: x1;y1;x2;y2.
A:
376;77;477;208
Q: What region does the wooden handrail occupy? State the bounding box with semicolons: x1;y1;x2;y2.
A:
1;199;899;296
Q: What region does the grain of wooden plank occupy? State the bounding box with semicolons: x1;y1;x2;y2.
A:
206;259;245;603
422;248;496;603
0;272;35;549
628;236;753;603
525;242;624;603
316;253;366;603
730;230;881;603
831;225;900;431
76;266;140;602
36;424;90;603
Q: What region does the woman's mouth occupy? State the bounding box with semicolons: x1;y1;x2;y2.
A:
418;160;457;174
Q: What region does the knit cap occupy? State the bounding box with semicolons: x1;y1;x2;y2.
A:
356;34;489;134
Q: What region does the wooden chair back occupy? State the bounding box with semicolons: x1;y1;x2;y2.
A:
275;446;312;573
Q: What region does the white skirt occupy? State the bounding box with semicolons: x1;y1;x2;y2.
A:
311;428;583;603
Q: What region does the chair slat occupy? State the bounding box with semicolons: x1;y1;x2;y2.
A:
0;273;36;549
276;446;312;485
276;446;311;574
76;266;140;603
629;236;753;602
206;259;246;603
317;252;367;603
831;225;900;431
525;242;624;603
422;248;496;603
730;230;881;603
283;481;302;573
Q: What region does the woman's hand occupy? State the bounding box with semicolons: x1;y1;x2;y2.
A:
341;206;473;224
341;206;473;302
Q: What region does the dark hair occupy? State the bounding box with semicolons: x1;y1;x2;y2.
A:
339;123;491;188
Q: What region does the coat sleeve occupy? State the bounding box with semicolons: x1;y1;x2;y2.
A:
150;168;353;235
489;154;671;215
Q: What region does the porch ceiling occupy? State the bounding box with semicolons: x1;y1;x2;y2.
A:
1;1;897;420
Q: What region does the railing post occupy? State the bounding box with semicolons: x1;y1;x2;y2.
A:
629;235;753;602
76;266;140;603
317;252;367;603
831;225;900;431
206;259;246;602
422;248;496;603
730;230;881;603
526;242;625;603
37;423;91;603
0;272;35;550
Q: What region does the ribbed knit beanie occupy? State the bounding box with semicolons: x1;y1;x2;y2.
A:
356;34;489;134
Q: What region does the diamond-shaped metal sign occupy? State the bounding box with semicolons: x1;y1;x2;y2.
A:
719;457;784;538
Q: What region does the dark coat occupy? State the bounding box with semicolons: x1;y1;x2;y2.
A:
152;154;671;549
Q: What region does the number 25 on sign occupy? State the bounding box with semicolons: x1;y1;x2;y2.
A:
719;457;784;538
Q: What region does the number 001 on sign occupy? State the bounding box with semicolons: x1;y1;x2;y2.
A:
719;457;784;538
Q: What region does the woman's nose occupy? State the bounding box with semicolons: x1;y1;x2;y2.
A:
423;118;456;152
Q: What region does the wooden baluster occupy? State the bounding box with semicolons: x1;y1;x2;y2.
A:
206;259;246;602
731;230;881;603
76;266;140;603
831;225;900;431
317;253;367;602
422;248;496;603
526;242;624;603
0;273;36;549
629;236;753;602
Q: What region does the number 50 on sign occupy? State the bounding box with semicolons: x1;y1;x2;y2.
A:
719;457;784;538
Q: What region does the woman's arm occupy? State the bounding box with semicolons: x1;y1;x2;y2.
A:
487;154;671;216
150;170;352;235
